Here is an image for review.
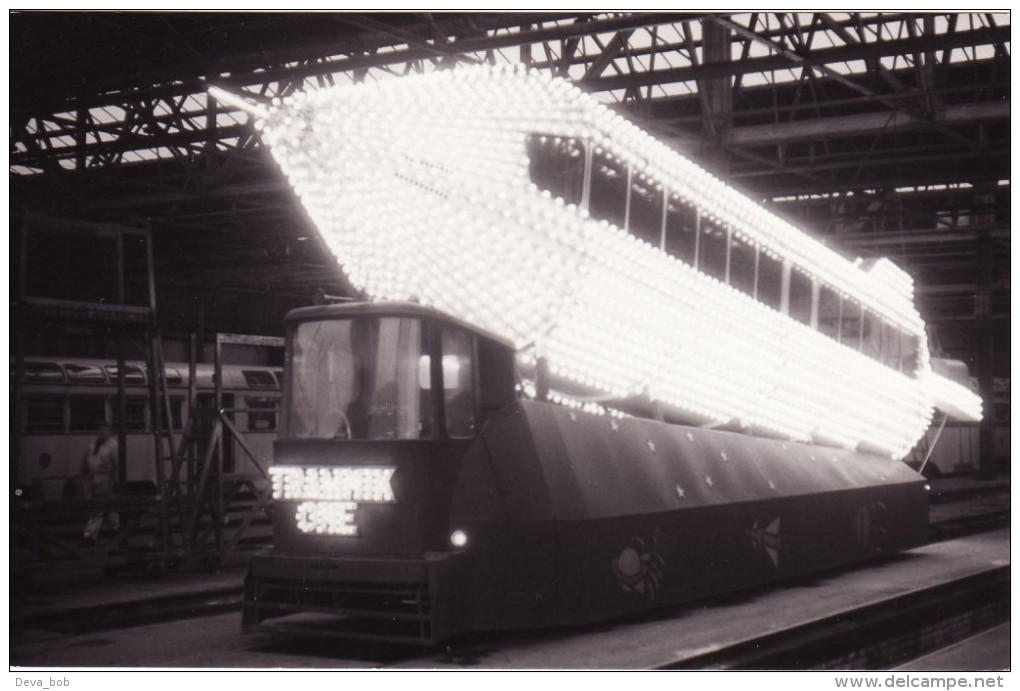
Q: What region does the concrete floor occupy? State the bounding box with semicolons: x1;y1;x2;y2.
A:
11;529;1009;670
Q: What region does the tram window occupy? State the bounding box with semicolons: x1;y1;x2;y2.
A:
441;329;477;439
169;397;185;430
69;396;107;432
664;195;698;264
477;337;515;424
757;250;783;311
697;218;728;281
25;395;64;433
23;362;64;382
817;285;842;339
861;310;882;362
728;235;757;296
105;365;145;385
525;134;585;205
788;268;813;326
840;300;864;351
881;323;904;371
628;174;664;246
247;396;277;431
589;150;629;229
285;317;433;440
901;334;921;374
243;370;277;389
111;397;147;431
65;364;107;384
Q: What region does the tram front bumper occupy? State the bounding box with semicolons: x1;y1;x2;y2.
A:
241;550;457;644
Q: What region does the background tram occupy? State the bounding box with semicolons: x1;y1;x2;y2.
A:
14;357;282;498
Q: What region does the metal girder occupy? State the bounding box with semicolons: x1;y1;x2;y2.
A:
576;25;1010;92
337;14;484;64
83;180;287;211
15;12;690;114
12;123;253;170
12;15;1008;181
724;100;1010;146
582;29;636;80
740;166;1007;198
836;227;1009;248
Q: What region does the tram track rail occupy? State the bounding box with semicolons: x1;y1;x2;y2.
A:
11;582;244;636
660;563;1009;670
930;510;1011;542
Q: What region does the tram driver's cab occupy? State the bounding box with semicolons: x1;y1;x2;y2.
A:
281;302;516;445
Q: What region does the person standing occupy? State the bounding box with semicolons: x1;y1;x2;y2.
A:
82;423;120;541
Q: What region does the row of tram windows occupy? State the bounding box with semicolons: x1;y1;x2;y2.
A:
527;134;921;374
15;363;283;434
19;394;279;435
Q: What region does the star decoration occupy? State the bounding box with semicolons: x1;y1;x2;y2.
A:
610;419;619;432
686;432;695;442
704;475;714;487
647;440;656;453
769;480;777;491
568;411;577;422
720;451;728;462
676;485;685;499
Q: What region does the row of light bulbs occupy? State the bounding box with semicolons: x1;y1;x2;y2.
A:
256;64;979;458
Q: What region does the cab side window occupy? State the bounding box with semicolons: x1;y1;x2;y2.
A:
441;329;477;439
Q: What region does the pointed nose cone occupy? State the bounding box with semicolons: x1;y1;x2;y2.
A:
255;66;588;345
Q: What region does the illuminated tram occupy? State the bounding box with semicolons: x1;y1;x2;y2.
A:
219;66;982;643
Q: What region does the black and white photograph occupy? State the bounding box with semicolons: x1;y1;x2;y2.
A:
9;11;1011;678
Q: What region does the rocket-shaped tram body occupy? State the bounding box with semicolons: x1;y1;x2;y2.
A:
222;65;981;459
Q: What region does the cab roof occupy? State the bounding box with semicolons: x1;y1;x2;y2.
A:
284;301;515;350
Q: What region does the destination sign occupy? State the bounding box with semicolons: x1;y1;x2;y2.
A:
269;466;396;536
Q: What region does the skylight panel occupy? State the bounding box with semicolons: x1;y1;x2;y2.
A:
152;101;173;117
973;44;996;60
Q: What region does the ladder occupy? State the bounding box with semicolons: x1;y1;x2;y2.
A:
151;333;277;569
147;331;179;555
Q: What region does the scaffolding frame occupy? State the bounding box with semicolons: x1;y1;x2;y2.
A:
12;214;280;579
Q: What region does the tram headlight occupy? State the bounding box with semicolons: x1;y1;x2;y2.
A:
450;530;469;549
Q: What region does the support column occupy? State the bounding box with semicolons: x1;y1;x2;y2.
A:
698;21;733;171
973;186;996;480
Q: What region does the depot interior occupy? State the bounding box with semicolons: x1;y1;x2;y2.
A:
11;12;1009;484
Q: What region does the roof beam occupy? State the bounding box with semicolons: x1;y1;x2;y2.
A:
24;13;691;114
577;25;1010;92
836;227;1009;248
724;100;1010;146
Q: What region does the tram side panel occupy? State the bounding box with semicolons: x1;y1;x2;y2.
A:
437;401;929;638
247;403;927;642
